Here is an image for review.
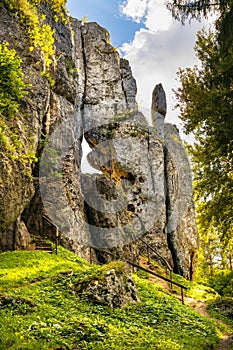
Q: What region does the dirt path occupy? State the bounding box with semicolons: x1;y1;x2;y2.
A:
185;298;232;350
139;256;232;350
215;333;232;350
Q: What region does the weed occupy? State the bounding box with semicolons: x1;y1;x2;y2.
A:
2;0;67;70
130;130;138;137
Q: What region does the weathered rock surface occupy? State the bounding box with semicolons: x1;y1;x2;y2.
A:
152;83;167;116
120;58;137;109
82;112;170;265
164;124;198;279
80;22;137;133
0;5;48;234
0;3;87;256
0;3;198;279
0;218;31;252
151;83;167;140
75;266;139;308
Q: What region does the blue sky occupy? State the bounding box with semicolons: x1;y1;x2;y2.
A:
66;0;207;129
66;0;143;47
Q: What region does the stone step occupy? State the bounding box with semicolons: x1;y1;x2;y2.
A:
35;246;52;250
35;249;53;254
34;242;51;246
31;236;53;253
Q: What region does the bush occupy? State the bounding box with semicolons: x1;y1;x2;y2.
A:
2;0;62;69
208;296;233;325
0;42;28;118
0;43;37;164
209;270;233;297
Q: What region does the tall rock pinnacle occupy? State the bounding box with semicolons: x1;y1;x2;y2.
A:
151;83;167;139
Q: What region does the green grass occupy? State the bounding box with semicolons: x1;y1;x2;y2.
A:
0;248;228;349
141;256;219;302
207;296;233;327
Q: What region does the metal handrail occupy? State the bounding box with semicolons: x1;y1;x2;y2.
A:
97;249;187;304
125;259;187;304
139;237;173;271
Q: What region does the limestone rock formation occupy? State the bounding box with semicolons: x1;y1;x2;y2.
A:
0;4;48;234
83;115;166;244
75;267;139;308
149;84;198;278
0;2;198;279
151;83;167;139
164;124;198;279
0;3;88;257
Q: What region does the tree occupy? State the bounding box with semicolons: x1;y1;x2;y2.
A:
167;0;233;246
197;226;233;282
166;0;231;23
173;25;233;245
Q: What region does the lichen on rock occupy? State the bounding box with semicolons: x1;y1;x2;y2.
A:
73;263;139;308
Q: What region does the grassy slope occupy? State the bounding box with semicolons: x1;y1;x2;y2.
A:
0;248;228;350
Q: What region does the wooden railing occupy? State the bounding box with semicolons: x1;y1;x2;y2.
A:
138;237;174;289
138;237;173;271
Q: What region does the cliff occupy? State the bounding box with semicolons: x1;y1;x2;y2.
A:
0;1;198;279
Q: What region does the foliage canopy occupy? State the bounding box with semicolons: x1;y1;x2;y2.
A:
168;0;233;245
166;0;232;23
175;28;233;243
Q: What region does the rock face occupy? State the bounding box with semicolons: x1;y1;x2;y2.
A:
164;124;198;279
75;266;139;308
0;218;31;252
0;3;198;279
82;113;166;246
151;83;166;140
0;4;48;234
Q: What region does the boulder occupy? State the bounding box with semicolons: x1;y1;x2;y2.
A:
75;265;139;308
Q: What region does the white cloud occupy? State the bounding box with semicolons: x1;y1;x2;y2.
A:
145;0;172;31
120;0;149;23
120;20;206;128
119;0;209;130
120;0;172;32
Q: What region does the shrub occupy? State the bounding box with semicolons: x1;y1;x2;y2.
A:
209;270;233;297
0;43;37;164
208;296;233;325
0;42;28;118
1;0;67;69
